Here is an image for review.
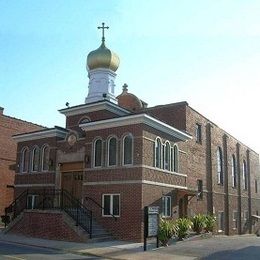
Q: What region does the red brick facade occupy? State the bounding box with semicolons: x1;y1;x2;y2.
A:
0;107;43;215
8;99;260;242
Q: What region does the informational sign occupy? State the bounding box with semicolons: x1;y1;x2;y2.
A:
144;206;159;251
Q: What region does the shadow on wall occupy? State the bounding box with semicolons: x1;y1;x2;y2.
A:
202;246;260;260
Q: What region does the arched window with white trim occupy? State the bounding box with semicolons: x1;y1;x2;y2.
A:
108;136;117;166
231;155;237;188
41;145;50;171
173;145;179;172
155;138;162;168
32;146;40;172
123;134;133;165
217;147;223;184
20;147;29;173
94;138;102;167
242;160;247;190
164;141;171;171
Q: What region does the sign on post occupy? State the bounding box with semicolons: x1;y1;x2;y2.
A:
144;206;159;251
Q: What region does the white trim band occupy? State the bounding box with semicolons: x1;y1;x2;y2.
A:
14;184;55;188
83;180;187;189
80;113;192;141
59;101;130;117
13;128;68;142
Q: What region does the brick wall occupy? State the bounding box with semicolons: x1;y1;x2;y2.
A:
8;210;86;242
0;110;43;215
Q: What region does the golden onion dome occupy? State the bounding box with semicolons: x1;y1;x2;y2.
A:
87;42;120;72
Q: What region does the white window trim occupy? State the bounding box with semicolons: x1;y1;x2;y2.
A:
164;141;171;171
218;211;224;232
93;138;103;168
154;137;162;169
244;210;248;221
102;194;120;217
27;194;39;209
173;144;179;173
31;146;40;172
162;196;171;217
122;133;134;166
107;136;118;167
242;161;247;190
21;147;29;173
217;147;223;185
231;155;236;188
233;211;238;230
41;144;50;172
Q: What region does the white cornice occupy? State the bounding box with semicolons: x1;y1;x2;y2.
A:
13;128;68;142
83;180;187;189
59;101;130;117
80;113;192;141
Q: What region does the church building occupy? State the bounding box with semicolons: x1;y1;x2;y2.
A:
5;24;260;242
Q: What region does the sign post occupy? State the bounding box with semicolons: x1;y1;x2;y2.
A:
144;206;159;251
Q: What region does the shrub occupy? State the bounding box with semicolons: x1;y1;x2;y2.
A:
175;218;192;240
158;218;177;246
204;215;216;232
191;214;206;234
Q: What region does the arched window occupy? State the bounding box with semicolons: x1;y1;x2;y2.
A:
242;160;247;190
173;145;179;172
32;146;40;172
155;138;162;168
20;147;29;173
123;134;133;165
108;137;117;166
164;142;171;171
79;117;90;124
41;145;50;171
94;138;102;167
231;155;236;188
217;147;223;184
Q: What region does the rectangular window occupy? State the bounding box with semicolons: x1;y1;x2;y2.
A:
233;211;238;229
255;180;258;193
197;179;203;200
162;196;171;217
195;124;202;143
27;195;39;209
218;211;224;231
102;194;120;217
244;210;249;221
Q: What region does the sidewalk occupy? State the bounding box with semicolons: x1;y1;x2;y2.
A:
0;228;196;259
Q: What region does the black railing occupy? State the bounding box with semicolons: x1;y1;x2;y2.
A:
85;196;117;221
3;189;93;238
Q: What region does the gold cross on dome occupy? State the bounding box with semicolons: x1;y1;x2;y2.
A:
98;22;109;44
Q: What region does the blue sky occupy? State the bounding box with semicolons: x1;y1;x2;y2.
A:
1;0;260;153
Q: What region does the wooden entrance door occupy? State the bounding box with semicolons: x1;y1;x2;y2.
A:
60;162;83;201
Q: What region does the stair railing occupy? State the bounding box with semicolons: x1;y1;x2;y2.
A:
3;189;93;238
85;196;118;221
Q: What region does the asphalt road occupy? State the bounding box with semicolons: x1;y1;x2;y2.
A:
159;235;260;260
0;241;100;260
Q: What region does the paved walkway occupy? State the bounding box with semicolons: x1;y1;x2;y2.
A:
0;229;195;260
1;228;260;259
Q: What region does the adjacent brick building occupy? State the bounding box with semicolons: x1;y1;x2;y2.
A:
5;26;260;242
0;107;43;215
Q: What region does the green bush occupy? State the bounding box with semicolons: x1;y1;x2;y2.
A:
204;215;216;232
175;218;192;240
158;218;177;246
191;214;206;234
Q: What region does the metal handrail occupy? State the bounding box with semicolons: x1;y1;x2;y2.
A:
85;196;118;221
4;189;93;237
